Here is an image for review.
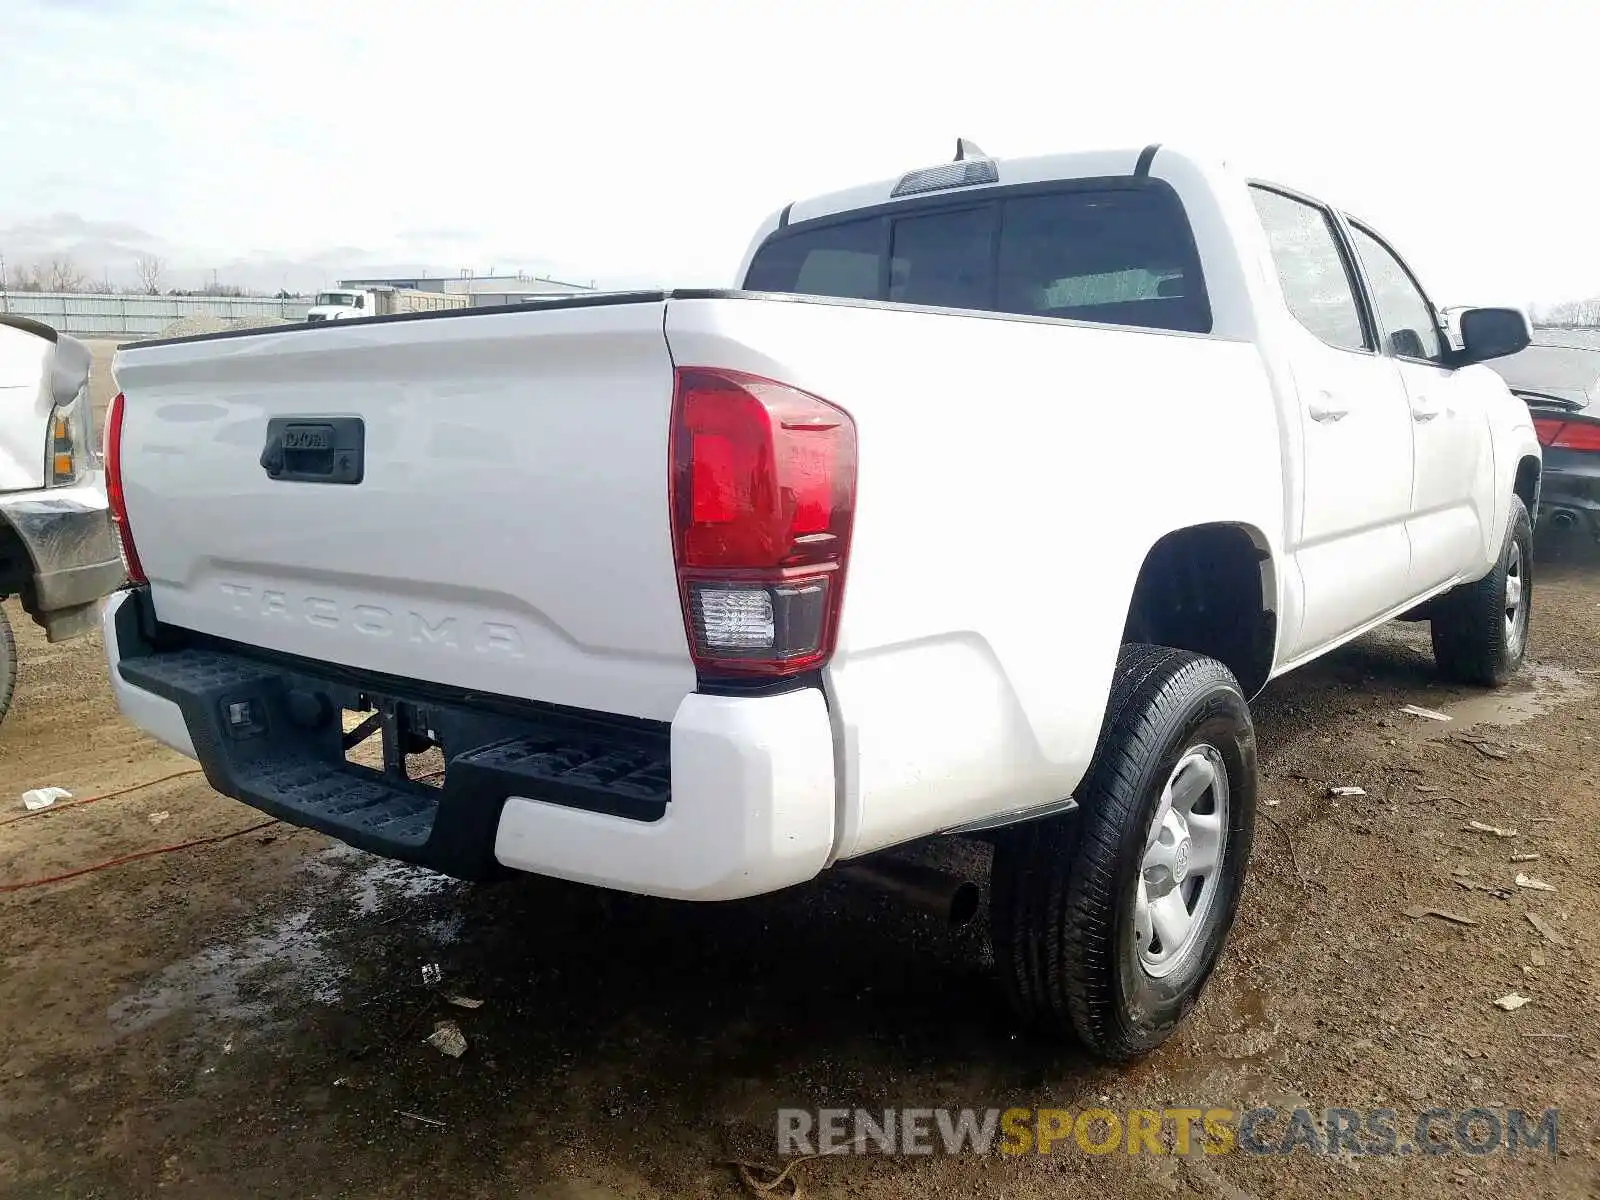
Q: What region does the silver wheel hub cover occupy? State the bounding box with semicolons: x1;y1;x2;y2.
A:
1505;541;1526;654
1132;744;1229;980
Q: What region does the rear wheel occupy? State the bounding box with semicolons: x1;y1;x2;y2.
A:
991;644;1256;1061
1431;497;1533;686
0;605;15;727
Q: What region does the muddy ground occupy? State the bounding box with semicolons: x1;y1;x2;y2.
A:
2;540;1598;1199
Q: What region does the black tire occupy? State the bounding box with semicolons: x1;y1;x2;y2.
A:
0;604;15;728
991;644;1256;1061
1430;497;1533;686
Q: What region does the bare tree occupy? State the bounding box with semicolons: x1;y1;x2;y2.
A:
6;262;45;292
134;253;165;295
1542;297;1600;327
44;256;88;293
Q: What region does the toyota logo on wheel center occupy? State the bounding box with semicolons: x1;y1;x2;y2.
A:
1171;839;1191;883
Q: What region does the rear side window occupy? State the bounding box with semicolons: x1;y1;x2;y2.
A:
743;217;881;300
1249;186;1369;353
744;184;1211;334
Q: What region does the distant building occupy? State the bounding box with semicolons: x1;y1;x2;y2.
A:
338;272;597;307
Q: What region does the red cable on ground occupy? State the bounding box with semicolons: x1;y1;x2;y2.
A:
0;768;204;830
0;819;279;894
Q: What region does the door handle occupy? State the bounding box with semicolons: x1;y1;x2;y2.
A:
1412;397;1441;423
1308;400;1348;423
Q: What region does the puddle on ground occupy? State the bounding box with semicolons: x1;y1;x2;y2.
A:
299;842;460;918
107;845;462;1041
1403;662;1589;740
106;906;343;1035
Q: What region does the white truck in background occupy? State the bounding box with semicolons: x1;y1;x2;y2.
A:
101;142;1539;1060
306;286;469;323
0;316;125;724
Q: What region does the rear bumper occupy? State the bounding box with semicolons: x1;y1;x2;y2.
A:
0;478;125;640
1539;452;1600;541
494;688;837;900
101;590;838;899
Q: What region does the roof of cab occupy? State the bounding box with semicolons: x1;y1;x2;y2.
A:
781;144;1180;228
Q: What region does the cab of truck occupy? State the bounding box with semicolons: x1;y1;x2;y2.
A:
306;291;368;322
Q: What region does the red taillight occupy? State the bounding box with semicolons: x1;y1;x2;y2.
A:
1533;416;1600;451
670;367;856;678
1551;418;1600;452
1533;417;1565;447
103;391;147;585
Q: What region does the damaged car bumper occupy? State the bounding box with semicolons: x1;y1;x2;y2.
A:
0;476;126;641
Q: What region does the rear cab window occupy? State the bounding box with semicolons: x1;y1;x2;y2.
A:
744;183;1212;334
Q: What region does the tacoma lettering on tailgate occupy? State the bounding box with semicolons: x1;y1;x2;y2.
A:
217;583;526;658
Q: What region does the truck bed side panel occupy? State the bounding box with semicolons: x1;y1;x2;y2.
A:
666;295;1282;860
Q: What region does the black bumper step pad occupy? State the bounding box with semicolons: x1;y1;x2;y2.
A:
247;759;439;847
117;643;672;880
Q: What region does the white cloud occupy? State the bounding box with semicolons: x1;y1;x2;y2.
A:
1;0;1593;304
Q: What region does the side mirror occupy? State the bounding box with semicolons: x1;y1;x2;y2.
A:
1388;328;1427;359
1454;307;1530;366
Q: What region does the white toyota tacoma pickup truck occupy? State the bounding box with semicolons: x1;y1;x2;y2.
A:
0;315;125;724
102;143;1540;1059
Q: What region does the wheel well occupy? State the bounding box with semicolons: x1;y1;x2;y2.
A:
1121;524;1276;697
1514;456;1540;520
0;519;32;601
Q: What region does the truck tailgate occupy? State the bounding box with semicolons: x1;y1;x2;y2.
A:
112;299;695;722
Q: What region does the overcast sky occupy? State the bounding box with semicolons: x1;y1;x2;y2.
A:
1;0;1593;304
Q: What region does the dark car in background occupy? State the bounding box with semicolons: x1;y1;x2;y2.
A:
1488;339;1600;543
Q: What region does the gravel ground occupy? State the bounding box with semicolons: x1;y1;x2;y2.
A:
1;536;1598;1198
